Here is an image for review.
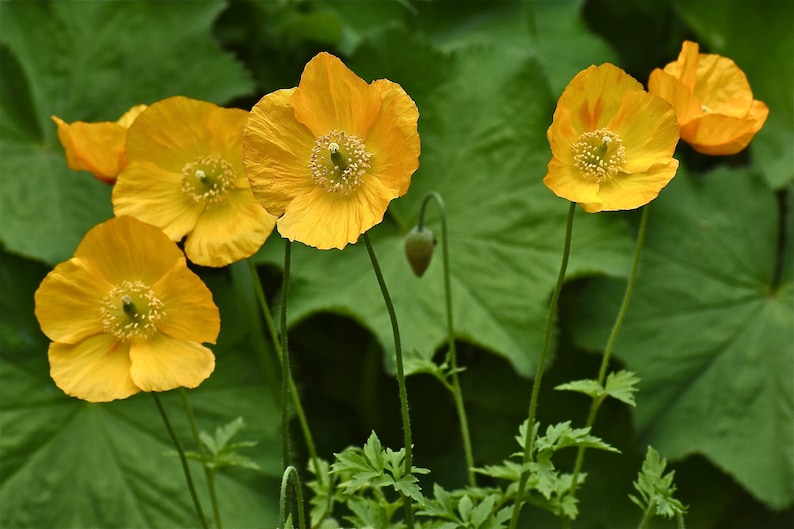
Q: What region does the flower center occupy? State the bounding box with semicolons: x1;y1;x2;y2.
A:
572;129;626;183
309;130;372;195
181;156;235;203
100;280;165;341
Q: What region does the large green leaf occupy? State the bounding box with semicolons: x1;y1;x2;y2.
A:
571;167;794;509
0;0;253;265
256;27;633;376
0;251;281;528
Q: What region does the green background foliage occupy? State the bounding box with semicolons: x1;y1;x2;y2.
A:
0;0;791;528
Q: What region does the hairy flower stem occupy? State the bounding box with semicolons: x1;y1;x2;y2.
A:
279;466;307;529
508;202;576;529
245;259;322;485
564;205;650;523
152;393;209;529
280;242;293;469
363;232;415;529
179;389;223;529
417;191;476;487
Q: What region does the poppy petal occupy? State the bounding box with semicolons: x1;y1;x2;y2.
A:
35;257;111;344
48;334;139;402
243;88;317;217
290;52;383;138
129;333;215;392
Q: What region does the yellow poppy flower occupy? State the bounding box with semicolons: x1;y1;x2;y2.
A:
52;105;147;183
544;63;680;213
648;41;769;155
112;96;275;267
34;216;220;403
242;52;421;250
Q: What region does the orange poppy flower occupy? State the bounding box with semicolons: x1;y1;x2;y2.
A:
544;63;680;213
242;52;420;250
112;96;276;267
52;105;147;183
648;41;769;155
34;216;220;403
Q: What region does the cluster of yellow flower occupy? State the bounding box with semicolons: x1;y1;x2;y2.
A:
545;41;767;212
37;52;420;402
35;42;766;403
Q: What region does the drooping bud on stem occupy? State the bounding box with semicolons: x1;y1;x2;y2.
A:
404;226;436;277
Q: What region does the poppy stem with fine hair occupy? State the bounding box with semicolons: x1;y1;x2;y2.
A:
363;232;415;529
417;191;476;487
280;241;293;469
563;204;651;522
508;202;576;529
152;392;209;529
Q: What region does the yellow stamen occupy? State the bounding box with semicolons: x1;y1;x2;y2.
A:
572;129;626;183
310;130;372;195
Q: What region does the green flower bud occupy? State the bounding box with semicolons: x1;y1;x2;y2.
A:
404;226;436;277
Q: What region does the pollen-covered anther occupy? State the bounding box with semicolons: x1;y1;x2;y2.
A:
310;130;372;194
572;128;626;183
181;156;236;203
101;280;165;340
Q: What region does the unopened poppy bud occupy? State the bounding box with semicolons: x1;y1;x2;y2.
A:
404;226;436;277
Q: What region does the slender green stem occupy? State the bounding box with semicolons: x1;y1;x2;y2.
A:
246;258;322;482
363;232;414;529
179;389;222;529
565;205;651;511
152;393;209;529
417;191;475;487
280;241;293;469
636;504;654;529
508;202;576;529
279;466;307;529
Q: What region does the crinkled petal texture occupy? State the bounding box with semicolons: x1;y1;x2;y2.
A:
51;105;146;183
113;96;274;266
34;216;220;402
648;40;768;155
49;335;139;402
243;52;420;250
545;63;680;213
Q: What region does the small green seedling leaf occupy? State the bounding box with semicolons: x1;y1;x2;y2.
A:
629;446;687;522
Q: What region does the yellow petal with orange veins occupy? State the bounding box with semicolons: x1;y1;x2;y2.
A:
664;40;700;90
682;111;768;156
647;69;703;126
362;80;420;196
555;64;645;133
543;157;602;205
692;54;753;116
243;88;317;217
290;52;383;138
152;265;220;344
548;106;587;166
48;334;139;402
595;160;679;212
609;91;679;174
126;96;215;171
73;216;187;286
35;257;112;344
277;180;394;250
129;334;215;392
207;105;249;158
52;116;127;183
113;160;204;242
184;188;276;267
